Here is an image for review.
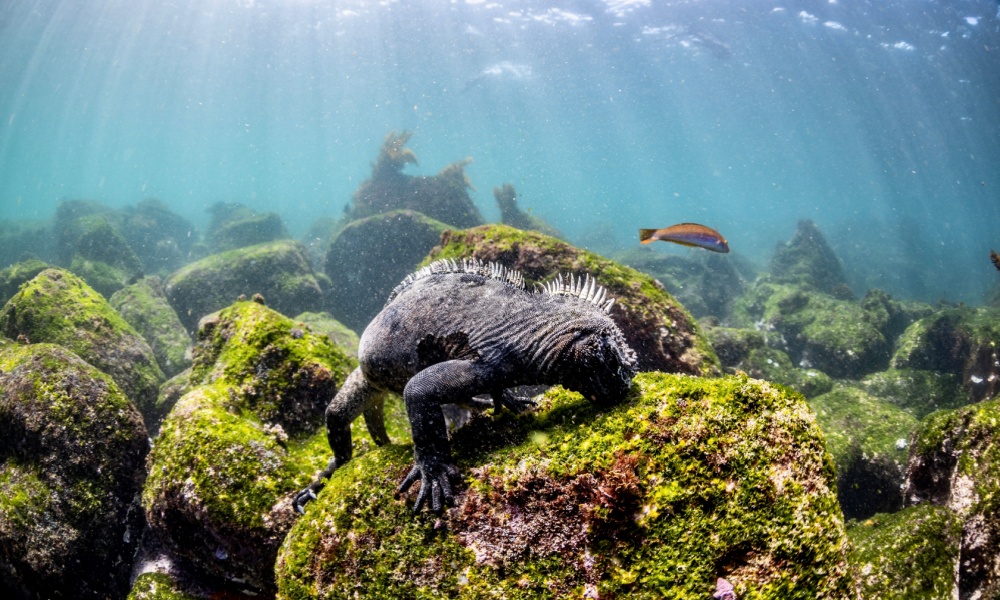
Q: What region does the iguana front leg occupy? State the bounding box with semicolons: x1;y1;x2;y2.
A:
397;359;490;514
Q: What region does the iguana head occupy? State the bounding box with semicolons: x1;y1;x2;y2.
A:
565;323;638;404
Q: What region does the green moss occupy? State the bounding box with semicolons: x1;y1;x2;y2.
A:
0;258;49;306
0;461;51;532
127;572;199;600
741;347;833;398
847;505;961;599
277;372;851;599
858;368;967;419
110;277;192;377
293;311;360;356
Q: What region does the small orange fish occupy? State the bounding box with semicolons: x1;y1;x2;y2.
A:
639;223;729;253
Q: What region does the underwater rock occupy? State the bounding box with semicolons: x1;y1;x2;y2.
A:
111;276;193;379
770;219;853;300
324;210;450;333
120;198;198;275
69;218;145;298
617;245;753;321
0;268;165;423
891;306;1000;404
276;372;853;598
293;311;360;357
744;346;833;398
143;301;356;592
0;258;50;307
0;341;148;600
857;368;967;419
206;201;290;253
860;288;934;346
810;386;917;520
0;220;51;271
729;280;890;379
150;368;191;438
703;324;766;368
903;396;1000;600
126;572;199;600
428;225;720;376
300;215;343;271
493;183;564;239
53;199;121;265
164;239;324;333
847;504;962;600
344;131;484;229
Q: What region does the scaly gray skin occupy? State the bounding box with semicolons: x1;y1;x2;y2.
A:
293;258;638;515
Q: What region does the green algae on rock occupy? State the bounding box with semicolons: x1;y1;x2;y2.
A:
276;372;852;600
111;276;193;378
324;209;451;333
809;386;917;520
164;239;324;333
126;572;199;600
0;268;165;422
427;225;720;377
206;201;291;253
847;504;962;600
857;368;967;419
770;219;853;300
144;300;357;592
904;396;1000;599
0;258;50;307
293;311;361;357
891;306;1000;403
0;342;148;599
494;183;565;240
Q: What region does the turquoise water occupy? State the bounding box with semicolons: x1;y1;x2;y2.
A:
1;0;998;302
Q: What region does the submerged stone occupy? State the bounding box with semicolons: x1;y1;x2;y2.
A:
494;183;564;240
324;209;450;333
293;311;360;357
164;239;324;333
428;225;720;376
206;202;290;253
110;276;193;378
770;219;853;299
0;258;49;307
276;372;852;599
810;386;917;520
847;504;962;600
0;342;148;599
0;268;165;423
904;396;1000;599
143;301;356;592
857;368;967;419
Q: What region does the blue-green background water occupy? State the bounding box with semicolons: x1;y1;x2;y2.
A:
1;0;998;302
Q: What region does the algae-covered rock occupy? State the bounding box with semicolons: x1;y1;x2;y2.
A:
324;210;450;332
206;201;290;253
144;301;357;591
730;281;889;379
164;240;324;333
891;306;1000;403
111;276;193;378
0;259;49;307
0;342;148;599
810;386;917;519
857;368;967;419
0;268;165;422
276;372;852;599
293;311;360;356
428;225;720;376
770;219;853;299
126;572;199;600
903;397;1000;599
0;220;50;271
150;368;192;437
703;325;766;368
69;218;145;298
345;131;485;229
741;346;833;398
494;183;564;240
847;504;962;600
120;199;198;275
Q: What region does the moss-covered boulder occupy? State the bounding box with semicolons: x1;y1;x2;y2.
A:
345;131;484;229
0;220;51;272
126;572;199;600
0;268;165;422
741;346;833;399
119;198;198;275
856;368;967;419
428;225;720;376
0;342;148;599
0;259;49;307
810;386;917;520
206;201;290;253
68;218;145;298
164;240;324;333
293;311;360;356
276;372;852;599
730;281;889;379
847;504;962;600
325;210;450;332
149;368;192;438
494;183;564;240
111;276;192;378
770;219;853;299
903;397;1000;599
891;306;1000;403
143;300;356;592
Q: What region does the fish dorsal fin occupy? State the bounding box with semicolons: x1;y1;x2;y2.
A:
387;257;526;304
538;273;616;313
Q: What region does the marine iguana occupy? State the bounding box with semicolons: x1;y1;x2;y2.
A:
293;258;638;515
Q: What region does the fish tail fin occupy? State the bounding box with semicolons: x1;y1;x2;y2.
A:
638;229;657;244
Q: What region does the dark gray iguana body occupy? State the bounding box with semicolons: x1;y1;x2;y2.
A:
294;258;638;514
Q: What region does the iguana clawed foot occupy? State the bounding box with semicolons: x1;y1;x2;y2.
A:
292;482;322;514
397;459;461;514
